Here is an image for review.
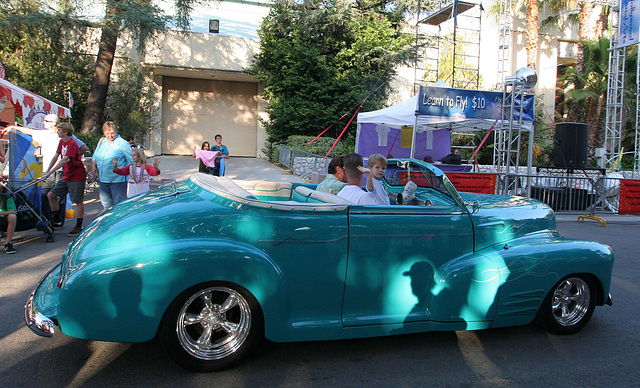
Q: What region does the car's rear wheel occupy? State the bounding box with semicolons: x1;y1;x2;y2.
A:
160;282;263;372
536;276;596;335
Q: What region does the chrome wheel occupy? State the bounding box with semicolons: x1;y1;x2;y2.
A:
551;277;590;327
161;282;263;372
536;275;596;335
177;286;252;360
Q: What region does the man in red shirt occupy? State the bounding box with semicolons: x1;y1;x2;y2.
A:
41;123;87;236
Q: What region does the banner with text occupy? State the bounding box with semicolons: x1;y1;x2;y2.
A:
418;85;534;122
619;0;639;48
447;173;497;194
619;179;640;215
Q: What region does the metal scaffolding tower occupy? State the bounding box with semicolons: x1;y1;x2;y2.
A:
497;0;513;89
604;0;626;171
413;0;482;91
494;72;535;194
635;48;640;178
493;0;517;191
413;22;440;89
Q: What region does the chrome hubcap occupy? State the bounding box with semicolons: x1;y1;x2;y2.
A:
551;277;590;327
177;286;251;360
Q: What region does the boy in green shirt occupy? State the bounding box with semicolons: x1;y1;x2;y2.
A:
0;192;17;254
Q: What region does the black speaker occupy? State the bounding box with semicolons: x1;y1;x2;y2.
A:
553;122;589;168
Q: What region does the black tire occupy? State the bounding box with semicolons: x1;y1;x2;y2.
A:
536;276;596;335
159;282;264;372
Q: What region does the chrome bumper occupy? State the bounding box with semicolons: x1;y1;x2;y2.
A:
24;264;61;337
25;290;55;337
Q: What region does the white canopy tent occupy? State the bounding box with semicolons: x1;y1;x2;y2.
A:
0;77;71;129
356;86;534;170
357;94;512;131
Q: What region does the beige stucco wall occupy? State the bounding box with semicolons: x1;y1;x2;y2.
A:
144;31;260;72
135;31;266;157
161;77;258;156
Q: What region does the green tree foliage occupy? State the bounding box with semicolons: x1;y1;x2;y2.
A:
105;61;159;146
558;38;622;152
1;0;204;137
0;1;93;129
250;0;416;147
81;0;172;134
285;135;354;157
621;44;638;169
434;33;483;88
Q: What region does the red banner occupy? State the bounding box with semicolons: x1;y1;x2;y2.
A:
619;179;640;215
447;173;497;194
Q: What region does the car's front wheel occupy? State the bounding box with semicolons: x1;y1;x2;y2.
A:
160;282;264;372
536;276;596;335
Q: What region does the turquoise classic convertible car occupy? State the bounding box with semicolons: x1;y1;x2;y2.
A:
25;159;614;372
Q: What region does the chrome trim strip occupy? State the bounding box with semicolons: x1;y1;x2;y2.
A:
248;201;349;211
348;210;466;215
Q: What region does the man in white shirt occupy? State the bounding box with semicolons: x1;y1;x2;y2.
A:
337;153;378;205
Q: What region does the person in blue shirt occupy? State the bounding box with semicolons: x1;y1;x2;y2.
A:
316;156;347;195
91;121;133;209
211;134;229;176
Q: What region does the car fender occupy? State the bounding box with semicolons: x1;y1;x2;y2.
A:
57;238;288;343
477;232;614;328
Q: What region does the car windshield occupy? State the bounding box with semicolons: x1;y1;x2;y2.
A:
385;161;445;190
384;160;464;206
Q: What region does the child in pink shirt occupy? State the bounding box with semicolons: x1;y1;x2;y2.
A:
113;149;160;197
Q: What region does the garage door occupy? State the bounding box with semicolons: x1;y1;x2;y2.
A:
162;77;258;156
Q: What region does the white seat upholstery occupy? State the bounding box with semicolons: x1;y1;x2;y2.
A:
308;190;351;204
235;180;293;199
294;186;351;204
193;174;258;199
294;186;315;198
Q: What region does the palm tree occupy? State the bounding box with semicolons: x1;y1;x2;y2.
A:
567;0;594;123
560;38;609;149
542;0;611;146
486;0;540;70
526;0;539;69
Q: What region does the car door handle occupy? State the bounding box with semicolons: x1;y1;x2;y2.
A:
478;221;506;228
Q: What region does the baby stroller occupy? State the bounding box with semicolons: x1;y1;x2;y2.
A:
1;129;57;242
0;178;55;242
